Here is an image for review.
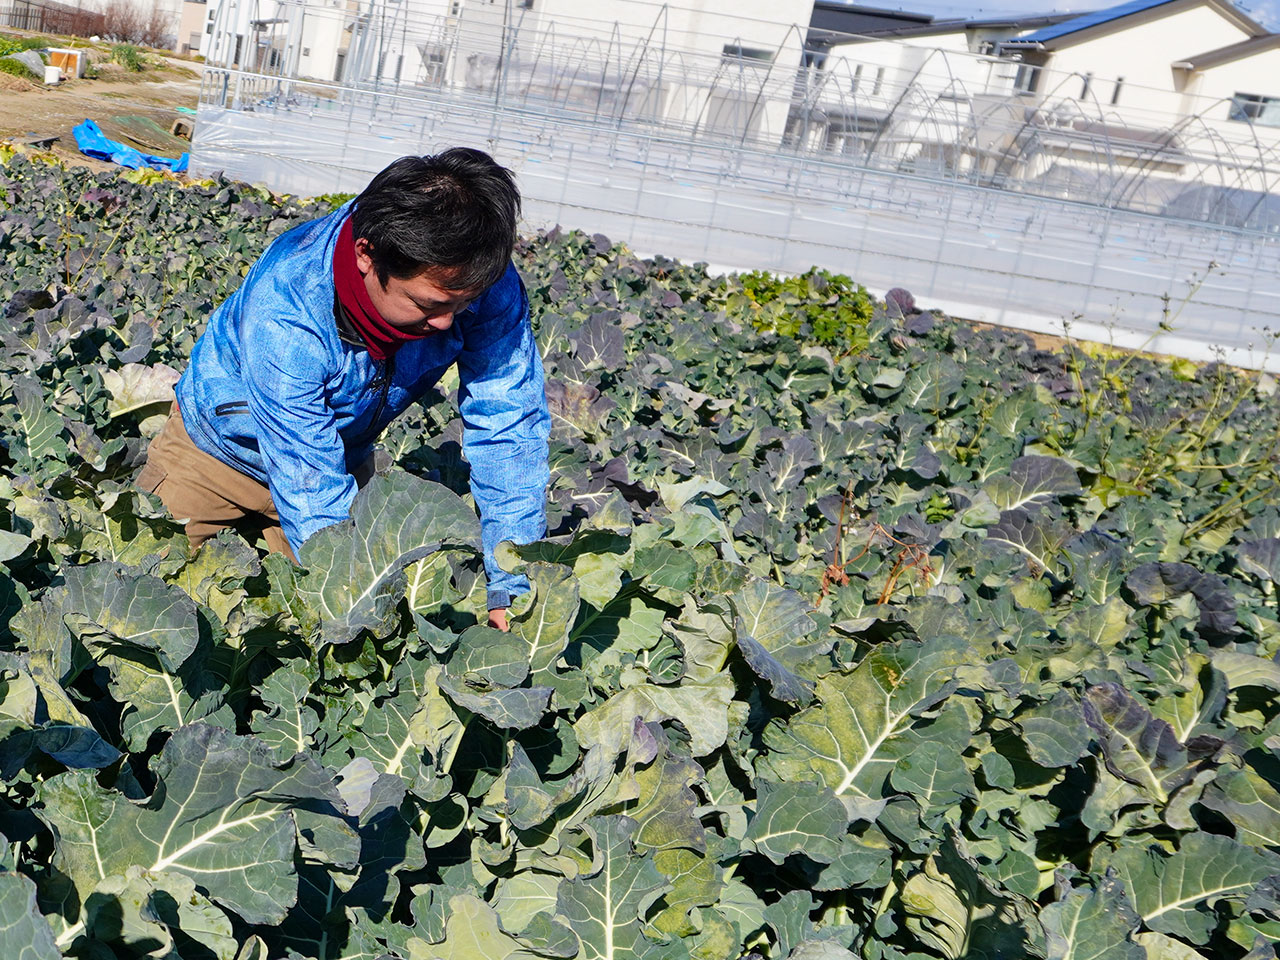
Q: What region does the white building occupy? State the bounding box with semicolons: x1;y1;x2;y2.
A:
788;0;1280;217
197;0;815;140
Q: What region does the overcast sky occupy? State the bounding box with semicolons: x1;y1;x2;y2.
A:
874;0;1280;29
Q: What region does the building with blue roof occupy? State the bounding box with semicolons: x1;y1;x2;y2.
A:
997;0;1263;105
779;0;1280;227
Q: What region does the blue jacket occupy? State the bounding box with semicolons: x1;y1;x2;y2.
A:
175;204;550;609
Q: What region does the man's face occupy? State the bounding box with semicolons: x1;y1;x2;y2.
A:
355;239;481;333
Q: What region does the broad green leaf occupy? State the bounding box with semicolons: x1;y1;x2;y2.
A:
730;577;832;705
505;493;632;608
518;913;579;958
406;893;537;960
251;660;321;760
0;872;60;960
6;376;67;466
633;544;698;592
574;675;735;760
1239;539;1280;584
788;944;857;960
448;625;532;689
899;839;1042;959
984;455;1082;511
1145;641;1221;743
743;780;849;865
1041;876;1143;960
760;636;966;820
1081;763;1150;838
100;362;179;417
491;870;561;935
405;552;462;617
555;817;669;960
59;562;198;671
437;674;552;730
83;866;237;959
505;743;559;831
510;563;579;683
297;472;481;645
762;889;816;958
98;637;227;751
1212;650;1280;693
1017;690;1092;768
1055;599;1131;649
985;509;1070;577
650;847;722;937
1200;752;1280;850
708;877;768;948
889;738;975;820
1098;833;1280;944
168;530;260;630
37;724;344;925
1133;932;1211;959
1082;683;1217;805
59;490;186;572
605;743;705;855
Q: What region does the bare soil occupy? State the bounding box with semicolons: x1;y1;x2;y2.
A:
0;34;201;171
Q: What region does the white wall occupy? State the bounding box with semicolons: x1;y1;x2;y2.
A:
1190;48;1280;133
1031;5;1253;118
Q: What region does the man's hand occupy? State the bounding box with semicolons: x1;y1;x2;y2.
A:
488;608;509;632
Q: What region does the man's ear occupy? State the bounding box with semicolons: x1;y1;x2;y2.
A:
354;237;376;276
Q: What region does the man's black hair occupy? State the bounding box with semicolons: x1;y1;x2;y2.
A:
351;148;520;290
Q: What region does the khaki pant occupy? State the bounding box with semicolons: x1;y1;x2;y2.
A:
137;404;300;561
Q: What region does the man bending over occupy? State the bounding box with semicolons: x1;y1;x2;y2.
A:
138;149;550;631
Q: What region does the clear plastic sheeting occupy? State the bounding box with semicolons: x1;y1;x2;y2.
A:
191;2;1280;370
193;94;1280;371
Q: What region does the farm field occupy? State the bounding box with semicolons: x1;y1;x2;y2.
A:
0;31;200;170
0;150;1279;959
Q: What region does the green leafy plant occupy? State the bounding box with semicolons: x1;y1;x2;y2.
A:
0;150;1278;960
0;56;39;81
718;267;874;353
110;43;145;72
0;35;48;57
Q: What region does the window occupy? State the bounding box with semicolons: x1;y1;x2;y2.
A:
302;46;310;56
1229;93;1280;127
449;0;460;12
1013;62;1040;94
1111;77;1124;105
851;63;862;93
722;43;774;65
872;66;884;96
1079;72;1092;100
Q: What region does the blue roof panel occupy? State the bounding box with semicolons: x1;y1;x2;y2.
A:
1006;0;1175;44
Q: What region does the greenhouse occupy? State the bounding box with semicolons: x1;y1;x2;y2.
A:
192;0;1280;368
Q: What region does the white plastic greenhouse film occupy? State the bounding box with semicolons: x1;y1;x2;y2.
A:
192;104;1280;372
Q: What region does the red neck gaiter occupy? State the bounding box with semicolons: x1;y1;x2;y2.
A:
332;216;434;362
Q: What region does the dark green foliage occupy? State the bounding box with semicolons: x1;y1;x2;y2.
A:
0;152;1278;960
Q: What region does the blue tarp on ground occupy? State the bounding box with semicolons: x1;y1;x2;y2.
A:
72;118;189;173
